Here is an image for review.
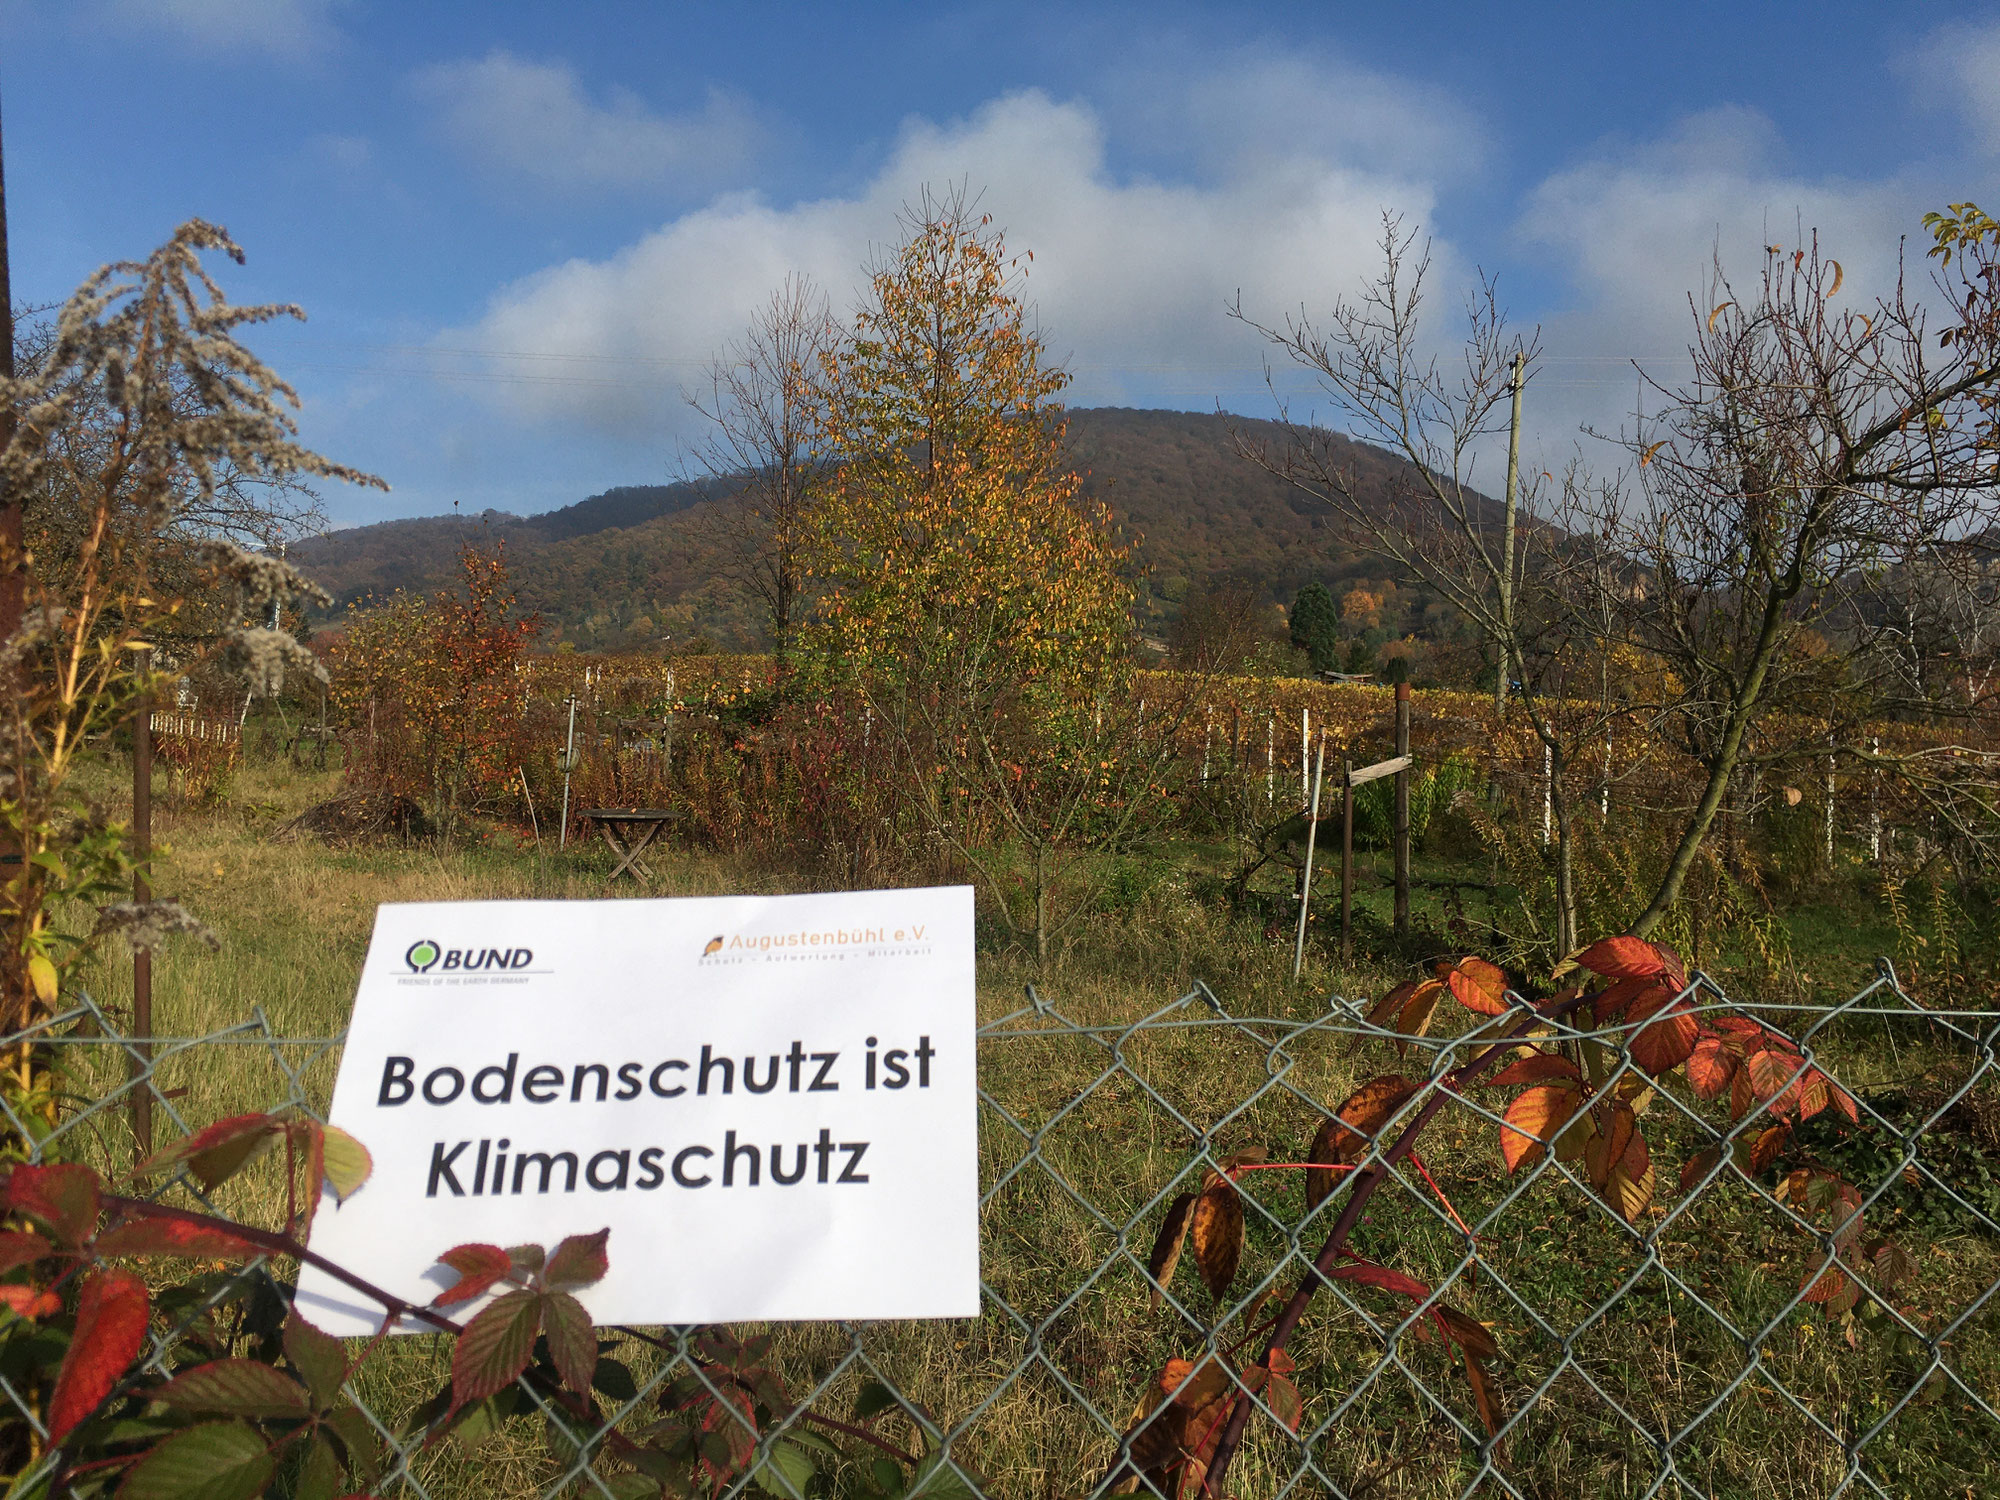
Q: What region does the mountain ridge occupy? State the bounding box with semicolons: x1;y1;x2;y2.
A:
293;408;1478;652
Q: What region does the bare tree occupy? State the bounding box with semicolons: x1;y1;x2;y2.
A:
683;275;835;651
1601;236;2000;934
1232;216;1635;953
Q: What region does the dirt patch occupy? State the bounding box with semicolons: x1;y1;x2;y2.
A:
277;791;432;846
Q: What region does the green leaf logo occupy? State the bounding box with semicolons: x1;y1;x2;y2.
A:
406;940;441;973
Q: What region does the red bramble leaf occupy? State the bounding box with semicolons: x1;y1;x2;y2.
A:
1575;936;1667;980
540;1291;597;1396
95;1217;263;1261
4;1163;101;1247
0;1285;63;1320
0;1230;52;1276
1500;1085;1583;1172
543;1228;611;1292
1685;1037;1735;1100
48;1268;149;1441
431;1244;514;1308
1626;991;1699;1075
1331;1260;1434;1302
1484;1052;1582;1089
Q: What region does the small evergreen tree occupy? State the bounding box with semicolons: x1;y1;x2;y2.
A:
1288;580;1340;671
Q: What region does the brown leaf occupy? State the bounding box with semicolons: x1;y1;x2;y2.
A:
1147;1193;1196;1309
1749;1124;1791;1176
1362;979;1421;1034
1461;1346;1504;1441
1435;1304;1499;1360
1304;1117;1346;1215
1238;1282;1275;1333
1189;1179;1244;1301
1679;1146;1722;1193
1584;1103;1637;1192
1396;979;1447;1048
1605;1131;1654;1222
1325;1075;1420;1166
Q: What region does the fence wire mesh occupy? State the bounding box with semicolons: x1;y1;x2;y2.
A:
3;964;1997;1499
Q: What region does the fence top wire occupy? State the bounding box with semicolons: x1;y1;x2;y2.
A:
4;963;1998;1500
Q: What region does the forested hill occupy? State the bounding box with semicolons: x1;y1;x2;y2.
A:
292;408;1476;652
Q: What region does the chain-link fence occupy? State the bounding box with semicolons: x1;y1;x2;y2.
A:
3;964;1997;1498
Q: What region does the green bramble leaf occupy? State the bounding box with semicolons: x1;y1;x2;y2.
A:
282;1315;349;1411
751;1436;819;1497
451;1289;542;1411
292;1432;342;1500
134;1114;283;1193
151;1359;313;1421
115;1420;277;1500
539;1291;597;1396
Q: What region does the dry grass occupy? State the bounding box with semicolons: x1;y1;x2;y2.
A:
45;741;2000;1498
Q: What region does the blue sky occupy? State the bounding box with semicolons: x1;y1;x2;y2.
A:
5;0;1999;529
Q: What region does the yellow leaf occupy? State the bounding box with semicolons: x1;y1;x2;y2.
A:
27;954;58;1007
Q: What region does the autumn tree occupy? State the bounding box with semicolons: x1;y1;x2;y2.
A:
330;540;538;838
683;274;836;652
800;188;1146;960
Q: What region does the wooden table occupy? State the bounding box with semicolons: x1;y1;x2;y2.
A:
578;808;683;885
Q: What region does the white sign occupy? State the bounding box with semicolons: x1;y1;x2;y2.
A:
295;887;978;1334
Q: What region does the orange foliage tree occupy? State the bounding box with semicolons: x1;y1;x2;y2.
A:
329;541;538;835
799;189;1149;958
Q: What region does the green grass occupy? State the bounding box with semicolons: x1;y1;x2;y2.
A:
40;735;2000;1498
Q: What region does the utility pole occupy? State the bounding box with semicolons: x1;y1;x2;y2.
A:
1496;350;1524;716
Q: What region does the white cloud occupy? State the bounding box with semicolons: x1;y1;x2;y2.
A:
449;86;1455;438
412;51;765;193
1514;106;1941;454
104;0;341;56
1105;43;1486;187
1908;19;2000;155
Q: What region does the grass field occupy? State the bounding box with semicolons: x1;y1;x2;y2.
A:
48;733;2000;1499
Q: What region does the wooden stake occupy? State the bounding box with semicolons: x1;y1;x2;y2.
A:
1393;681;1410;939
1292;739;1326;982
1341;757;1354;962
132;648;153;1156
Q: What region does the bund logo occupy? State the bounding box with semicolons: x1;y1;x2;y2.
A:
702;935;725;957
403;941;534;975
